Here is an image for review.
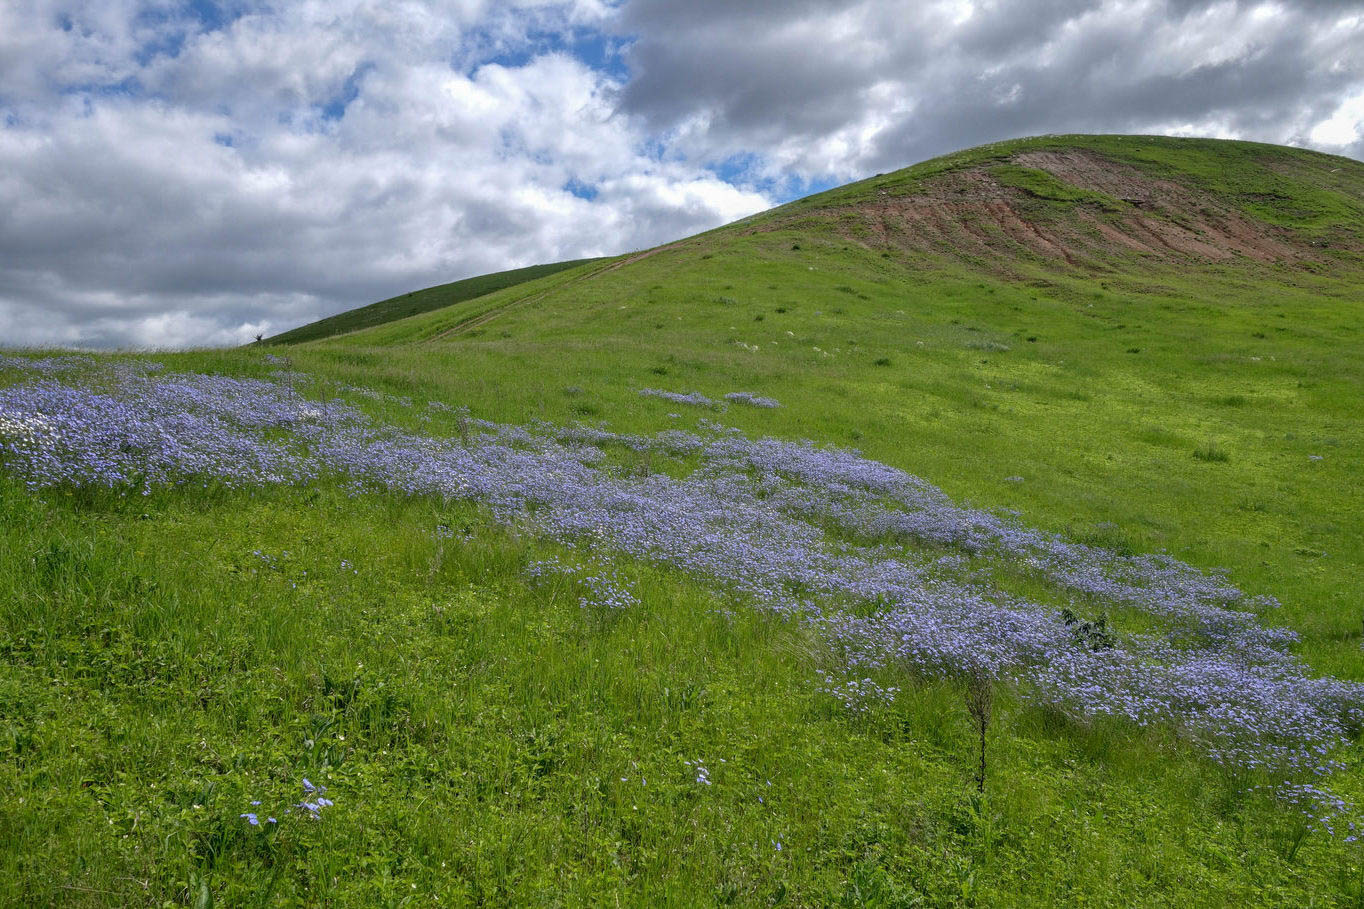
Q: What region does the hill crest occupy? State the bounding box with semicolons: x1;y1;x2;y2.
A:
745;135;1363;272
270;135;1364;345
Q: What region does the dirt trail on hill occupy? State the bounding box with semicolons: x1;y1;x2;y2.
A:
428;241;689;341
758;148;1306;270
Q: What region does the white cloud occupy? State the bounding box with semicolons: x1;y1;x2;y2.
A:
0;1;769;347
1310;88;1364;147
620;0;1364;180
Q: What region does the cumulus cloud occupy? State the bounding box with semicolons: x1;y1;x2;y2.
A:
0;0;1361;348
0;0;767;348
620;0;1364;182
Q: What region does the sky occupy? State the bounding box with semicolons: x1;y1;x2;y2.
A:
1;0;1362;349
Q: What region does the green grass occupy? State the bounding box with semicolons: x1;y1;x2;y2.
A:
300;222;1364;681
4;135;1364;904
988;164;1123;210
262;258;603;345
4;477;1359;906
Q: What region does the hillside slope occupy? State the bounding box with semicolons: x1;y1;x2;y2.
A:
753;134;1362;264
299;135;1364;676
262;258;602;345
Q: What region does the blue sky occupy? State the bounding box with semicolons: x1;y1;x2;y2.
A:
1;0;1362;347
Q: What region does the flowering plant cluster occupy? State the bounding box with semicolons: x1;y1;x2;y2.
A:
683;759;713;786
1270;782;1360;842
638;388;715;407
240;778;334;828
526;557;640;610
814;670;900;714
724;391;781;408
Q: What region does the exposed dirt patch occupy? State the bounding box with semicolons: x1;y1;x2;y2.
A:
1014;150;1300;261
597;238;692;272
755;149;1309;271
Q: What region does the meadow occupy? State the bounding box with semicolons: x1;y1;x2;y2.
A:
3;135;1364;905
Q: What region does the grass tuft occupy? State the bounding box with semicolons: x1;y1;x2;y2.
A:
1193;441;1231;463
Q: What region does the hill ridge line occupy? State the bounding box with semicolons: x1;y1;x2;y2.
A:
427;241;692;341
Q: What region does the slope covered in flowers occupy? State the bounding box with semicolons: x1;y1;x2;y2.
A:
5;351;1364;903
2;355;1358;781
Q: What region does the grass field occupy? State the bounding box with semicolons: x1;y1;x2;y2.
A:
3;135;1364;905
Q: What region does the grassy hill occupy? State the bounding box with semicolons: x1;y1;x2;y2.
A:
261;258;602;345
4;135;1364;905
299;134;1364;673
273;133;1363;347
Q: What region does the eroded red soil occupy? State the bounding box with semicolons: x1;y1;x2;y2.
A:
756;148;1309;270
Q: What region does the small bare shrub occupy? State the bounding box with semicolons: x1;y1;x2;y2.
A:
964;670;994;794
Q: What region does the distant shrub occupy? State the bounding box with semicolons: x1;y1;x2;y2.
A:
874;357;892;367
1060;609;1117;651
1193;442;1230;463
1078;522;1135;556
